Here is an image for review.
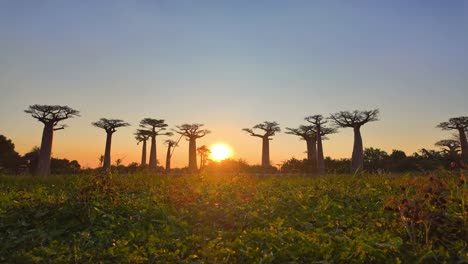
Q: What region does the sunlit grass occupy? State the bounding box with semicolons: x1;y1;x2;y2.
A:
0;172;466;263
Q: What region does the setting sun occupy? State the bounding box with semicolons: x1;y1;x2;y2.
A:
210;143;232;161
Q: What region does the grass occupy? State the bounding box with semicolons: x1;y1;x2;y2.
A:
0;172;466;263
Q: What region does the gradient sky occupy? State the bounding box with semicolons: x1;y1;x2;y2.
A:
1;1;467;168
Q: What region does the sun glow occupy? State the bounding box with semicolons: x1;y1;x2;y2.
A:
210;143;232;161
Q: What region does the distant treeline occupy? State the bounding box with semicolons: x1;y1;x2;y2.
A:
0;134;463;175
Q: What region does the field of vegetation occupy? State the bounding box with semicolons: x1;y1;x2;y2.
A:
0;172;466;263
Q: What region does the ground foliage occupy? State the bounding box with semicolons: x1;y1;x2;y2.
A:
0;171;466;263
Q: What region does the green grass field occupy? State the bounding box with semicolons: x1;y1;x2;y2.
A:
0;172;466;263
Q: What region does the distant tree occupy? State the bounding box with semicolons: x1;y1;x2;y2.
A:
50;158;81;174
173;124;211;173
387;150;413;172
243;121;281;170
305;115;338;175
285;125;317;173
22;146;40;174
280;157;308;173
139;118;172;171
0;135;21;172
435;139;460;157
325;157;352;174
25;104;80;176
92;118;130;170
390;149;407;161
204;158;250;174
329;109;379;173
21;146;80;175
135;129;152;166
164;139;178;174
197;145;211;170
98;155;104;167
364;147;388;173
437;116;468;164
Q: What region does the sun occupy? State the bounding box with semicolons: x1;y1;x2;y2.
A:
210;143;232;161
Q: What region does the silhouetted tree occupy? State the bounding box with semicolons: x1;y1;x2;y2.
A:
92;118;130;170
285;125;317;173
305;115;337;175
437;116;468;164
22;146;40;174
50;158;81;174
435;139;460;157
164;139;178;174
139;118;172;171
0;135;21;172
243;121;280;170
280;157;309;173
173;124;211;173
364;147;389;173
25;104;80;176
135;129;151;167
329;109;379;173
197;145;211;170
390;150;407;161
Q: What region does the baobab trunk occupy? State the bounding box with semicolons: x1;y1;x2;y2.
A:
165;144;171;174
189;137;197;172
459;128;468;164
149;136;157;170
36;123;54;176
103;132;112;170
351;126;364;173
262;137;270;169
306;138;317;174
141;140;147;166
316;130;325;175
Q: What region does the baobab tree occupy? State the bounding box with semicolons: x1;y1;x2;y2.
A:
173;124;211;173
285;125;317;173
305;115;337;175
92;118;130;170
437;116;468;164
139;118;172;171
243;121;281;170
435;139;460;157
164;139;178;174
329;109;379;173
135;129;151;166
197;145;211;170
24;104;80;176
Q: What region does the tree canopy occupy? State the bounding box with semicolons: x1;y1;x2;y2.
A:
329;109;379;128
174;124;211;139
25;104;80;129
92;118;130;133
243;121;281;138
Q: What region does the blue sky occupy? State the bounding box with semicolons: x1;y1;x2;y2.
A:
0;1;467;168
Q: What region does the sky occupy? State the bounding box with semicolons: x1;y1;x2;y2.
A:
0;0;467;168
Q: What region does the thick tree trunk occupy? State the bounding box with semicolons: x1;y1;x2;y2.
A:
458;128;468;165
262;137;270;169
306;138;317;174
189;137;197;173
103;132;112;170
165;144;171;174
149;135;157;170
351;126;364;173
36;123;54;176
316;129;325;175
141;140;147;166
